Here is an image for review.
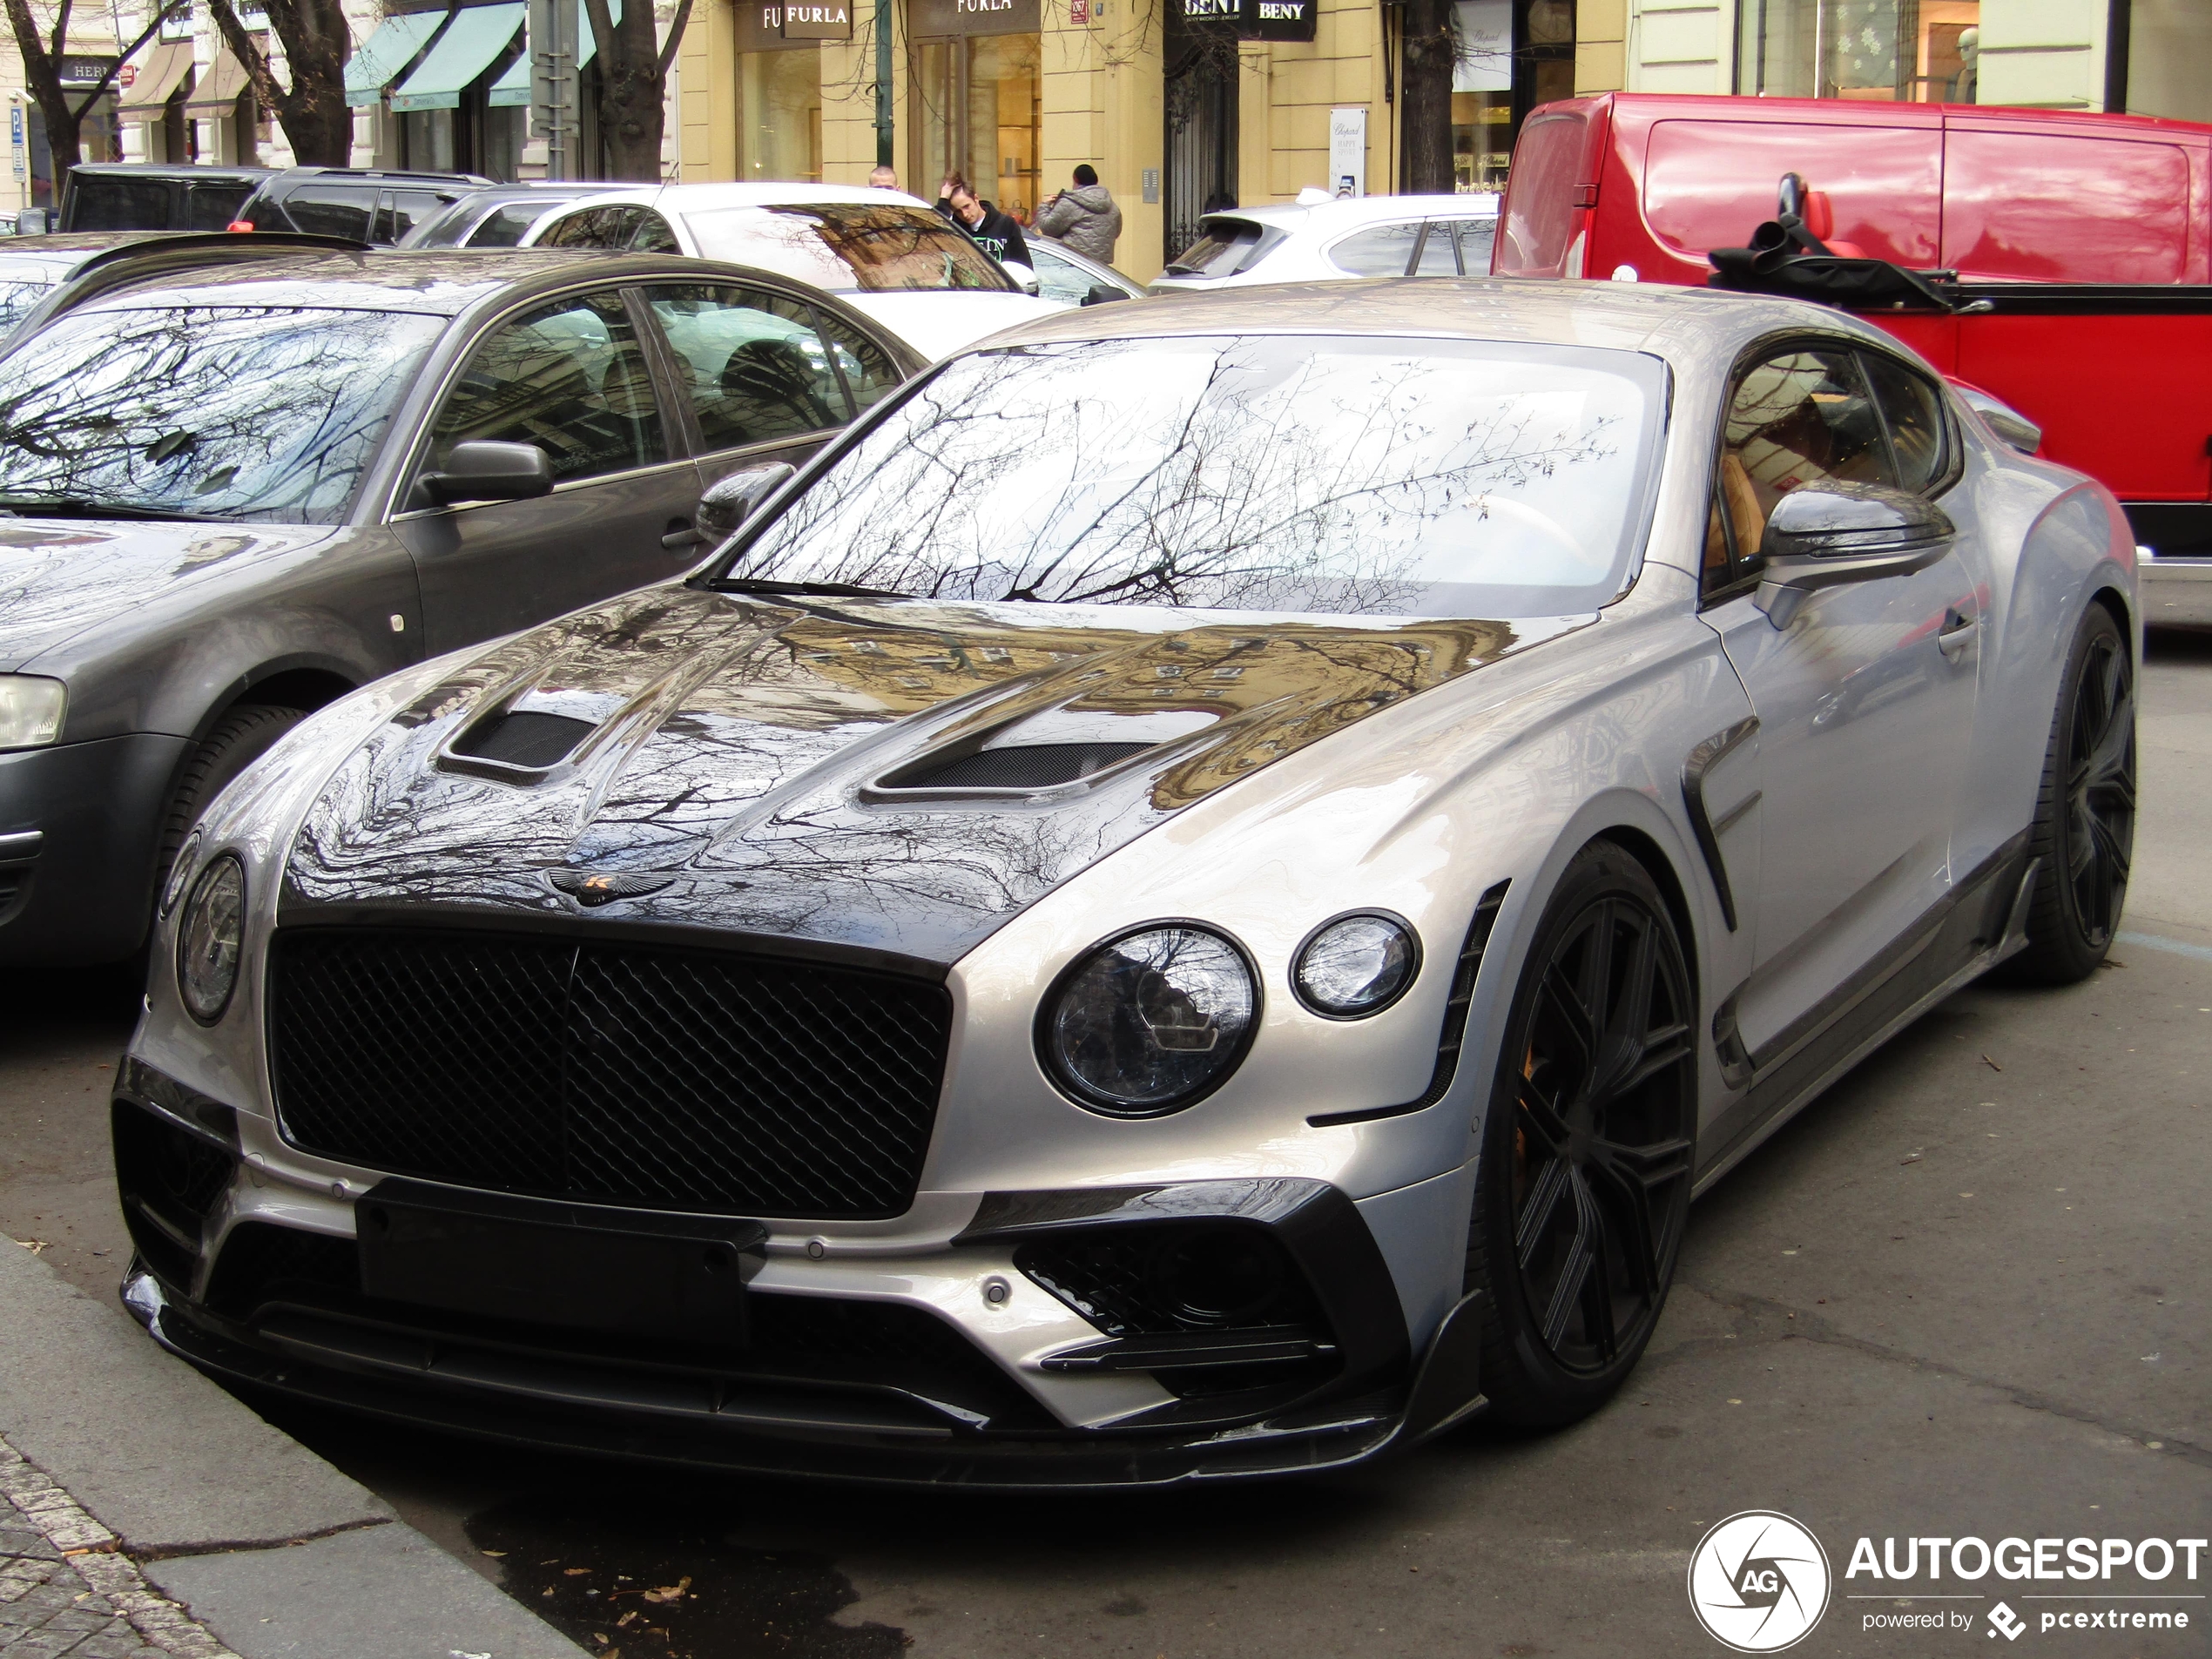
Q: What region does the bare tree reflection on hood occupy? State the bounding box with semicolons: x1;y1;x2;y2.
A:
719;335;1662;619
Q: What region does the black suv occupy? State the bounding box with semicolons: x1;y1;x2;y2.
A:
229;166;494;245
57;164;274;233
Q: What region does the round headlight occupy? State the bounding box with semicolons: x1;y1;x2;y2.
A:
1292;911;1420;1018
176;855;246;1025
1042;924;1258;1115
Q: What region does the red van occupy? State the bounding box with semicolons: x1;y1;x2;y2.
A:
1494;93;2212;610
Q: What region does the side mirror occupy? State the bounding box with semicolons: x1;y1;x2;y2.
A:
420;440;554;506
15;208;51;235
697;462;796;545
1755;482;1954;626
1954;386;2041;455
1080;283;1130;306
1001;260;1041;296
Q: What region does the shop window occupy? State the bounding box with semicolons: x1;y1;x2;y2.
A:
739;49;823;183
912;0;1043;226
1737;0;1981;102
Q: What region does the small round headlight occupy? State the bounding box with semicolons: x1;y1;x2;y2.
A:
176;855;246;1025
1042;924;1258;1115
1292;911;1420;1018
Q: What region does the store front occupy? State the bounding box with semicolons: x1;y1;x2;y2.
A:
1737;0;1981;101
1438;0;1572;194
733;2;835;182
909;0;1041;223
390;0;529;178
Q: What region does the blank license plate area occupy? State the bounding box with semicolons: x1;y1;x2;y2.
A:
357;1185;756;1345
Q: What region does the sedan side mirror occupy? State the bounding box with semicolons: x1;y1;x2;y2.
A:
1081;283;1130;306
697;462;797;546
1755;482;1954;627
420;440;554;507
1001;260;1041;297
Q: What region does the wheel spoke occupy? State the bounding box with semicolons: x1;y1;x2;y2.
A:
1537;960;1599;1069
1515;1073;1572;1157
1539;1170;1600;1352
1578;1179;1620;1364
1586;1135;1693;1294
1618;1021;1693;1096
1514;1156;1574;1270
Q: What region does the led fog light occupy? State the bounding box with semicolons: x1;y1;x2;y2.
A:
1292;911;1419;1017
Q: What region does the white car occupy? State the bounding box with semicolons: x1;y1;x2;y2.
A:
1150;192;1501;295
520;182;1067;359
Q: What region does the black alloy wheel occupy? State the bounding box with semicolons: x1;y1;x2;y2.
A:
1466;841;1696;1426
2004;604;2135;985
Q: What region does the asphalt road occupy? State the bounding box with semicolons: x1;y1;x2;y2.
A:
4;635;2207;1659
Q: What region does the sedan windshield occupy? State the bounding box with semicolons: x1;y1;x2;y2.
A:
0;305;442;523
718;334;1663;618
685;204;1015;294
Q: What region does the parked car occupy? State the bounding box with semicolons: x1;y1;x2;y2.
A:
1027;237;1143;307
520;184;1068;358
56;164;274;233
0;230;370;349
1149;193;1500;295
228;166;495;245
116;279;2135;1485
0;248;924;967
1492;92;2212;607
396;183;630;250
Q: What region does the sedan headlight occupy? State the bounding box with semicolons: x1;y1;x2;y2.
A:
1041;924;1258;1115
1292;911;1420;1018
0;676;66;749
176;855;246;1024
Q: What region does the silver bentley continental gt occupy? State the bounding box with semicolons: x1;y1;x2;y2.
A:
115;281;2138;1487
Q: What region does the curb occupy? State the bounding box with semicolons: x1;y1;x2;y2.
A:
0;1236;585;1659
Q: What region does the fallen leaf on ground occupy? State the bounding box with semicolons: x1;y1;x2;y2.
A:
1899;1154;1920;1165
643;1578;691;1605
564;1568;590;1577
1982;1053;2003;1071
480;1550;506;1558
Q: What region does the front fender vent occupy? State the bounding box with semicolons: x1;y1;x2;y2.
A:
884;742;1151;792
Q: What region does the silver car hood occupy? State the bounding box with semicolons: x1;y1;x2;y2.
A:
281;583;1573;968
0;517;336;671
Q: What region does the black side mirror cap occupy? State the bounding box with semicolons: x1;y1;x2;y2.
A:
697;462;798;546
1755;482;1954;626
1081;283;1130;306
421;440;555;506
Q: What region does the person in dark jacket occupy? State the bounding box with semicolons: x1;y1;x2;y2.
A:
1035;165;1122;264
946;181;1030;271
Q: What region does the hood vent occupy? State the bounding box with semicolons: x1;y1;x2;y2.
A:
451;711;598;771
886;742;1153;792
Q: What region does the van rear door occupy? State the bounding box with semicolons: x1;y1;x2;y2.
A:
1494;97;1609;278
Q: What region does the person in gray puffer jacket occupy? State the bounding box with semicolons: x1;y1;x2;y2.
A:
1035;165;1123;265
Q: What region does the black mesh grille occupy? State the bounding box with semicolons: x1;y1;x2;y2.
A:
269;930;952;1217
892;743;1151;791
452;711;597;768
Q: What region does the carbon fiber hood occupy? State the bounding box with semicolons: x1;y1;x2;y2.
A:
280;583;1561;968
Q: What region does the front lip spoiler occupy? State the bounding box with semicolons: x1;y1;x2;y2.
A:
125;1264;1486;1491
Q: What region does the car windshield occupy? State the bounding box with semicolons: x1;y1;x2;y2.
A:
716;334;1663;618
685;204;1015;294
0;304;442;523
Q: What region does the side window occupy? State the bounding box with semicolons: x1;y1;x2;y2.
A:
643;285;849;452
541;206;639;249
629;212;680;253
428;290;668;487
1456;219;1497;276
811;308;901;414
1858;353;1947;494
469;205;542;247
284;185;377;240
1713;347;1892;563
184;183;253;231
1329;221;1422;277
1413;221;1460;275
1027;245;1096;306
377;190;448;244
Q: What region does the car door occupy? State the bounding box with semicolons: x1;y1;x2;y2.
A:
392;285;701;653
637;282;899;503
1697;341;1982;1062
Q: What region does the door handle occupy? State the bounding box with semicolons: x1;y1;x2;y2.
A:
1938;607;1979;661
661;519;704;550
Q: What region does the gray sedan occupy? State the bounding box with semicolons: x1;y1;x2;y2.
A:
0;249;925;964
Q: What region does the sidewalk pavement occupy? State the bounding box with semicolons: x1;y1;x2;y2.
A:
0;1235;586;1659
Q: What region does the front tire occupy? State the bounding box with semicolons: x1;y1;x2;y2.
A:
153;704;307;909
2003;604;2134;985
1463;841;1696;1426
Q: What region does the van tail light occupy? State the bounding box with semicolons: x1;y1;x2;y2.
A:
1562;225;1588;280
226;219;255;233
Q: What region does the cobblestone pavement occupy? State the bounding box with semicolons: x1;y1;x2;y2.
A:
0;1440;233;1659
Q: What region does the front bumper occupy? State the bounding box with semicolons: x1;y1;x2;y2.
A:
113;1074;1484;1488
0;733;189;964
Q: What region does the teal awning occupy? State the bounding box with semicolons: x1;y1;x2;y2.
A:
486;0;622;108
344;10;447;108
391;1;525;111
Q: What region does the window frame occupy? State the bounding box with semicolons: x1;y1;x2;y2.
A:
1698;330;1960;608
630;280;860;462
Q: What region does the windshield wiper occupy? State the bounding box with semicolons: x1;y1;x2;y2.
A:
711;577;911;599
0;497;206;523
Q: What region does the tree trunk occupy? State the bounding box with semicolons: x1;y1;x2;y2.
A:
584;0;690;180
206;0;353;168
3;0;83;204
1399;0;1456;195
